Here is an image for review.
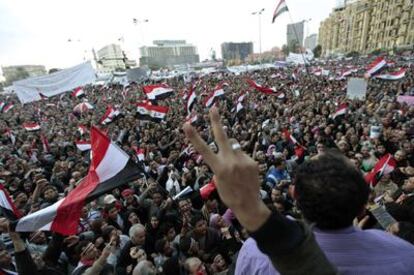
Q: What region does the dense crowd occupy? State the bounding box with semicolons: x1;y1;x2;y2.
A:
1;54;414;275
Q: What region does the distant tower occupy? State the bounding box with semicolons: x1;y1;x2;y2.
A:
210;48;216;61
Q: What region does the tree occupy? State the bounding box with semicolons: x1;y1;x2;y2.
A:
48;68;60;74
313;45;322;58
282;44;289;56
5;67;30;86
346;51;359;58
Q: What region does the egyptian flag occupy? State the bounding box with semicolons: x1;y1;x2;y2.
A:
136;102;169;122
365;57;387;78
246;79;281;96
76;140;91;151
3;103;14;113
272;0;289;23
333;103;348;119
200;181;216;200
186;88;197;114
13;127;144;235
100;105;121;125
376;68;406;81
204;85;226;108
143;84;173;100
283;130;299;145
134;147;145;162
71;87;85;98
0;102;5;112
0;184;22;221
78;125;88;136
365;154;397;187
40;134;50;153
23;122;40;131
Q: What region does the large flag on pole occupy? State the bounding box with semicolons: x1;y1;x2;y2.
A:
272;0;289;23
14;127;144;235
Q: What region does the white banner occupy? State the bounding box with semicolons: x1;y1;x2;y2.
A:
12;62;96;104
347;78;367;100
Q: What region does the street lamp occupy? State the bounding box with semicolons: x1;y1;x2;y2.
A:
252;8;265;63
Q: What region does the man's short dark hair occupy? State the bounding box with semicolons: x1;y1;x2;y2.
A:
294;150;369;230
190;213;205;227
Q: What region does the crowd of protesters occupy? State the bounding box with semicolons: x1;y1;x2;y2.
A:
1;54;414;275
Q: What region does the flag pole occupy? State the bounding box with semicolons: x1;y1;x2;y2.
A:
285;1;311;77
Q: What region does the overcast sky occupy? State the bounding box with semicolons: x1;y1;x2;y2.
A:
0;0;336;73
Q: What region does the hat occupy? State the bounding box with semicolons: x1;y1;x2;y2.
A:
121;189;134;198
103;194;117;205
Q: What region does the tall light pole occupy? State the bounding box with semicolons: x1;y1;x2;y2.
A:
133;18;149;46
252;8;265;63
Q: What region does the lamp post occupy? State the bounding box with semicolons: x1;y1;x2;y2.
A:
252;8;265;64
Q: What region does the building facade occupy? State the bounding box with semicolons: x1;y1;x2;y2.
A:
139;40;199;68
319;0;414;57
304;34;318;50
287;21;305;48
221;42;253;63
97;44;126;72
2;65;46;85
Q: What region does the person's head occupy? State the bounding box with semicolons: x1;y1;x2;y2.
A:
121;188;135;204
42;185;58;202
160;222;176;241
178;198;192;214
271;187;284;202
75;240;99;261
376;144;386;155
316;142;325;154
105;204;119;220
150;215;159;229
129;223;146;246
360;146;370;158
127;211;140;225
0;247;12;268
29;231;47;245
274;157;285;170
184;257;207;275
155;238;173;257
402;177;414;193
191;214;207;236
394;150;406;162
337;140;349;153
132;260;156;275
151;191;163;206
212;253;227;272
294;150;370;229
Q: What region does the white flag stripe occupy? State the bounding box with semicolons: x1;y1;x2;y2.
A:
16;199;64;232
95;143;129;183
0;190;14;212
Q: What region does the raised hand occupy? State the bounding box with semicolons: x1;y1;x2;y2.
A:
183;107;270;231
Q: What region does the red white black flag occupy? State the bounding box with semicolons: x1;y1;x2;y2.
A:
143;84;173;100
136;102;169;122
204;84;226;108
23;122;41;131
13;127;144;235
71;87;85;98
0;184;22;221
100;105;121;125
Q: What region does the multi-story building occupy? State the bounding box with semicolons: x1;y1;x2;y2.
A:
319;0;414;57
304;34;318;50
221;42;253;63
97;44;126;72
1;65;46;85
287;21;305;48
139;40;199;68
